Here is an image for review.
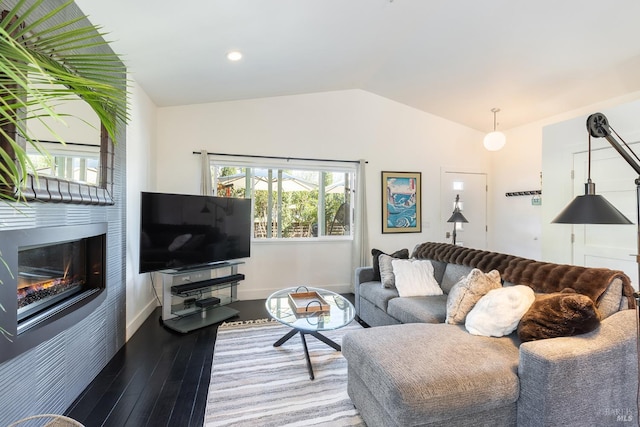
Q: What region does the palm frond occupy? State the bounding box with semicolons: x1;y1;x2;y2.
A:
0;0;128;210
0;0;128;153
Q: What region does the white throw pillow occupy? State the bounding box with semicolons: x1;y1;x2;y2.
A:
465;285;535;337
391;259;442;297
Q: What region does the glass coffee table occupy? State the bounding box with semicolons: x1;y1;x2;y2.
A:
265;286;355;380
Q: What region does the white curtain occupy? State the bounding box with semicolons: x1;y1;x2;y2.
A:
351;159;369;290
200;150;212;195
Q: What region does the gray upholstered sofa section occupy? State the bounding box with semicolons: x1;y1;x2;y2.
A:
344;323;521;426
344;243;638;427
355;259;466;327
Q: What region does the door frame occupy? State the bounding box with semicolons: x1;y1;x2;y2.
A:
440;167;488;249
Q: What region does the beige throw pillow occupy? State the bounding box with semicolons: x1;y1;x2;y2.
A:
445;268;502;324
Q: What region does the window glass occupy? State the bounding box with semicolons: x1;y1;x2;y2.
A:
27;142;100;185
212;163;354;240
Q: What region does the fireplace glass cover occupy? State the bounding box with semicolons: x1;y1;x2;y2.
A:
17;236;103;325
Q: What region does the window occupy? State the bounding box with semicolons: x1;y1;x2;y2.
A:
23;82;103;188
210;160;355;240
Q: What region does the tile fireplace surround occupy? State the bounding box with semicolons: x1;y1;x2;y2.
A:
0;197;125;426
0;156;125;425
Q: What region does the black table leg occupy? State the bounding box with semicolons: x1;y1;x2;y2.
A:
300;332;314;380
309;331;341;351
272;328;341;380
273;328;298;347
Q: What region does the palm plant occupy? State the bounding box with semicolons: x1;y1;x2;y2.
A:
0;0;128;201
0;0;128;340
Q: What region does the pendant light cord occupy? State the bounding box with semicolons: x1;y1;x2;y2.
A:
588;132;592;182
492;108;499;132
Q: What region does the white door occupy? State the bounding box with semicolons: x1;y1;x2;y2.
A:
572;145;638;287
440;170;487;249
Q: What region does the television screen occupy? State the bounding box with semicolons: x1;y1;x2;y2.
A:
139;192;251;273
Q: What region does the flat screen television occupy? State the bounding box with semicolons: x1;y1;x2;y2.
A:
139;192;251;273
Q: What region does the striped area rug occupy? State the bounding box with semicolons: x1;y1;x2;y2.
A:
203;319;365;427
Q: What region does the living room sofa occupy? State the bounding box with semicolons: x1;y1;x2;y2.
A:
343;242;639;427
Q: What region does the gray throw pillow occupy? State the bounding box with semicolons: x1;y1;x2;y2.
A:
379;254;396;288
371;248;409;281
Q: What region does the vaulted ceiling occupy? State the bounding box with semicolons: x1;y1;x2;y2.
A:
75;0;640;132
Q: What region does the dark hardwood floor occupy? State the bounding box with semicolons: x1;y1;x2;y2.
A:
65;299;269;427
65;293;355;427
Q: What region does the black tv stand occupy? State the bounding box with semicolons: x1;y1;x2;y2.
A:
159;261;244;333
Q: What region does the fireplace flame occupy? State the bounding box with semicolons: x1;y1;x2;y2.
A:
64;260;71;280
17;275;85;308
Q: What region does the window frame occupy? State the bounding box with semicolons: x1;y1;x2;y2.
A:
209;157;356;242
27;141;101;186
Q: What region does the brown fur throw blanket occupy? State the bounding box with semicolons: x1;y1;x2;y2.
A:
517;289;602;342
412;242;636;309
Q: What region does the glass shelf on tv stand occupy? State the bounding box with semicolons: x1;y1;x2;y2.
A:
159;261;244;333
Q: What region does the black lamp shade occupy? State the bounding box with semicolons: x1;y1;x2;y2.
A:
447;211;468;223
552;194;632;224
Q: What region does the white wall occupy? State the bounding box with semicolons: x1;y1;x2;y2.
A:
488;124;543;259
491;91;640;261
155;89;489;299
125;78;158;340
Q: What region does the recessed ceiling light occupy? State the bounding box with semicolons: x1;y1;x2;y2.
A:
227;51;243;61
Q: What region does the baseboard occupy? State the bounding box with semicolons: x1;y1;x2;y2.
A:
126;298;159;341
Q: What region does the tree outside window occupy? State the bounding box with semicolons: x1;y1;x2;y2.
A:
212;164;353;239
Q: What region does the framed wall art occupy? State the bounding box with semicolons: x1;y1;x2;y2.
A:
382;171;421;233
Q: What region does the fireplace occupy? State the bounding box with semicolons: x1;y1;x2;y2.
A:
16;232;105;333
0;223;106;362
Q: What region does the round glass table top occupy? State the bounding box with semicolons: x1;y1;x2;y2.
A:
265;286;355;332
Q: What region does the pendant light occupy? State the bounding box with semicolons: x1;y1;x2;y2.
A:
552;115;632;225
483;108;506;151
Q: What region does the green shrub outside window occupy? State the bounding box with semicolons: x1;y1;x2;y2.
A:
211;164;354;240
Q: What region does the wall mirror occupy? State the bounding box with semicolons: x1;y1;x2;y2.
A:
19;83;115;205
0;2;125;207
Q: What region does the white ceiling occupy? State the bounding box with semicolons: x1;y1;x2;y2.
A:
74;0;640;132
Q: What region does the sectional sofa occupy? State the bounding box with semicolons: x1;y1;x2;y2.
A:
343;242;639;427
